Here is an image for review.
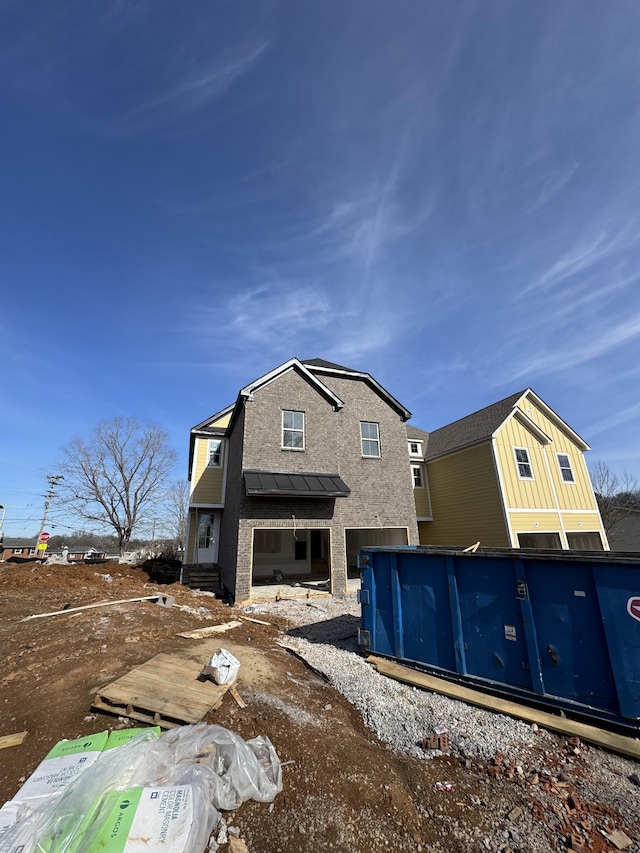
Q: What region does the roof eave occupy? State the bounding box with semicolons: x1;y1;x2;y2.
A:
308;364;412;420
524;389;590;451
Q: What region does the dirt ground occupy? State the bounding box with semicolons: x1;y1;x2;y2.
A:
1;561;638;853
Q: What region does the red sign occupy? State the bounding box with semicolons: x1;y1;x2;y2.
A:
628;597;640;622
40;532;50;543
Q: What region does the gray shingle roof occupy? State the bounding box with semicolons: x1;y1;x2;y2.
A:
424;390;527;459
302;358;356;372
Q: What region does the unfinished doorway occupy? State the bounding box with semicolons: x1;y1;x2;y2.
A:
252;527;331;587
345;527;408;579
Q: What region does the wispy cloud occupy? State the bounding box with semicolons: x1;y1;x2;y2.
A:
521;219;639;295
499;311;640;384
587;402;640;437
118;41;269;131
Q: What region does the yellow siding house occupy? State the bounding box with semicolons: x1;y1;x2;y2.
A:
408;389;608;551
185;405;233;565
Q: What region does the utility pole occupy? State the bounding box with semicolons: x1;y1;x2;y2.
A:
35;475;63;555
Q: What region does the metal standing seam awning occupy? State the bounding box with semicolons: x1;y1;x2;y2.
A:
243;469;350;498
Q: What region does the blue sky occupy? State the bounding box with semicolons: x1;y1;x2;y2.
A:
1;1;639;538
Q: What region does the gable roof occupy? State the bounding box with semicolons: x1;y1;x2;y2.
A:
239;358;345;410
423;388;589;460
191;404;234;435
425;391;527;459
302;358;412;421
302;357;356;372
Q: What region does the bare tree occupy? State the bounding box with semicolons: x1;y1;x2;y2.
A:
57;418;177;555
161;479;190;556
590;460;639;535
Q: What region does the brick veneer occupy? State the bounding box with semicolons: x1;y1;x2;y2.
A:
217;366;418;601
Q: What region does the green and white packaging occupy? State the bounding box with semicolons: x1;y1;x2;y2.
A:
102;728;161;751
79;786;194;853
13;732;110;806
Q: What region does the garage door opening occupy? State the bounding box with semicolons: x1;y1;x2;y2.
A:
345;527;408;579
252;528;331;588
566;532;604;551
517;532;562;549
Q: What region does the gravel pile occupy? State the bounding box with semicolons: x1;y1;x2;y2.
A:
243;596;545;762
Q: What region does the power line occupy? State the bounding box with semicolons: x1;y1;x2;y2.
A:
0;460;43;475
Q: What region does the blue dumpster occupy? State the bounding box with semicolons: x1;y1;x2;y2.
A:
358;546;640;727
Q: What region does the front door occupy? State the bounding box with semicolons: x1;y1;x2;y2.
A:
197;512;220;563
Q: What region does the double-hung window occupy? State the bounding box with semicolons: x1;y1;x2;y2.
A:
361;422;380;457
408;440;422;457
208;439;223;467
282;410;305;450
411;464;424;488
514;447;533;479
557;453;575;483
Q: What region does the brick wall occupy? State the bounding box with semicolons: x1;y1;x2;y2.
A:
222;366;417;601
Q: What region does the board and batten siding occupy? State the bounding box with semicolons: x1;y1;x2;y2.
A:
494;418;555;509
514;398;599;512
190;436;225;504
420;443;509;547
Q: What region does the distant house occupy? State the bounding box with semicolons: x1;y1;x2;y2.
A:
408;389;608;551
607;509;640;553
1;544;36;561
186;358;418;602
0;545;108;562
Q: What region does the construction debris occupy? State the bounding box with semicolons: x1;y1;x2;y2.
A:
93;651;234;728
178;621;243;638
20;594;174;622
0;732;28;750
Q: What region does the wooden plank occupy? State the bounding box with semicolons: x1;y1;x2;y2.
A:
93;651;231;728
367;656;640;761
0;731;28;749
177;621;242;639
21;596;168;622
230;687;247;708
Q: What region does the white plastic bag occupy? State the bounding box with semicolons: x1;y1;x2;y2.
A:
203;649;240;685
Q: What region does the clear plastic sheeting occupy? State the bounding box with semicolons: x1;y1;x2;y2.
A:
130;723;283;811
0;725;282;853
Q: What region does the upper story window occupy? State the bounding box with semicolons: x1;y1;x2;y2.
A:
408;440;423;457
514;447;534;480
411;464;424;488
282;410;305;450
557;453;575;483
361;422;380;457
208;439;223;467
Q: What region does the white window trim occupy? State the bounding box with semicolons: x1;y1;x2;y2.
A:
207;439;224;468
408;440;423;458
282;410;305;451
411;464;424;489
361;421;381;458
556;453;576;484
513;446;534;480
